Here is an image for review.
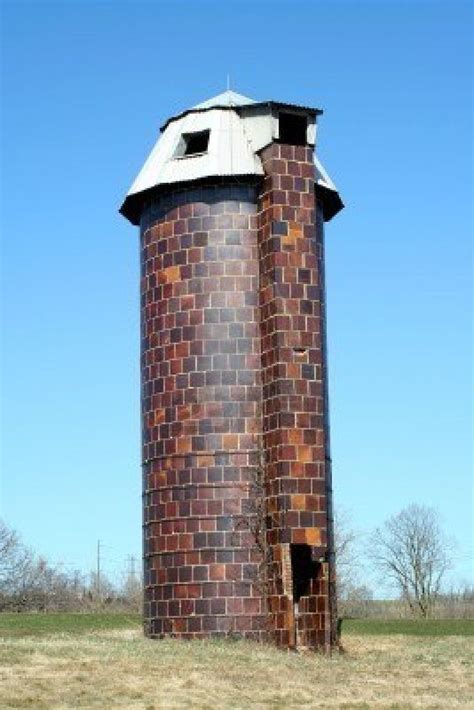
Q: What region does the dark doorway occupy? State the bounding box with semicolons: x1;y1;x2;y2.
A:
290;544;319;601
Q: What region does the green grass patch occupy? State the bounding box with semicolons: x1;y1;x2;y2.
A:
1;613;472;640
0;612;142;638
341;617;474;637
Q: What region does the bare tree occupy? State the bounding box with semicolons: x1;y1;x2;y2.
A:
0;519;33;596
334;509;373;616
1;519;146;612
0;519;85;611
0;520;18;564
371;504;451;617
334;508;359;600
120;572;143;612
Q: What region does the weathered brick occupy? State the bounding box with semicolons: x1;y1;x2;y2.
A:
137;147;336;649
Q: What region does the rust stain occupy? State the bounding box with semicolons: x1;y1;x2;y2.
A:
158;265;181;284
291;494;306;510
304;528;322;545
297;445;313;463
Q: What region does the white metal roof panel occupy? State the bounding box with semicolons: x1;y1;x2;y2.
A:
315;156;338;192
127;108;262;197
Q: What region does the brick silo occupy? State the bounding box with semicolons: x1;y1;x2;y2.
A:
120;90;343;650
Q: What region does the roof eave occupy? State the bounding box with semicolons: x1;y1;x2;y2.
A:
160;100;323;132
119;174;263;226
315;183;344;222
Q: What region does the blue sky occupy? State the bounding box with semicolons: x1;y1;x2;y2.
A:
1;0;472;591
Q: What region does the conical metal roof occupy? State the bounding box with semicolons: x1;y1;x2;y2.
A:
193;90;256;109
120;91;342;224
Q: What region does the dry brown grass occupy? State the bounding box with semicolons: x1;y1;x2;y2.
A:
0;628;473;708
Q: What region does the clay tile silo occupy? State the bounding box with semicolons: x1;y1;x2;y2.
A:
120;90;343;650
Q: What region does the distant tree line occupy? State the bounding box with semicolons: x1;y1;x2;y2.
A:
1;504;471;618
0;520;141;613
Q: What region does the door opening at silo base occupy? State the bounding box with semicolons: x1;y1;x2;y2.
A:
290;543;319;602
278;112;308;146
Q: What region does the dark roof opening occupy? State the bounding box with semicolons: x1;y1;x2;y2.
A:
279;112;308;146
180;130;210;157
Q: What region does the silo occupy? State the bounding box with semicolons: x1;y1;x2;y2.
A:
120;90;343;649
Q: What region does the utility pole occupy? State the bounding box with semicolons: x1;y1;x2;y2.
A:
97;540;101;598
126;555;136;579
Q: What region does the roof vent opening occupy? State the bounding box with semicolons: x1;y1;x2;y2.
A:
278;112;308;146
176;130;210;158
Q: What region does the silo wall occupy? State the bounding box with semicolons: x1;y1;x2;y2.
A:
140;183;267;639
257;144;336;649
139;155;336;649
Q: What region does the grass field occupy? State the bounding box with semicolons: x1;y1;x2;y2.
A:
341;617;474;637
0;614;473;708
0;612;142;638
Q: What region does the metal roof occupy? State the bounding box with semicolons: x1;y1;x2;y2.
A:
120;91;342;224
160;93;323;132
315;159;344;221
126;107;263;199
193;90;256;109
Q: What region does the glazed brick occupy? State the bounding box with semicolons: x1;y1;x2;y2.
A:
138;156;336;650
141;185;266;642
257;143;336;651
